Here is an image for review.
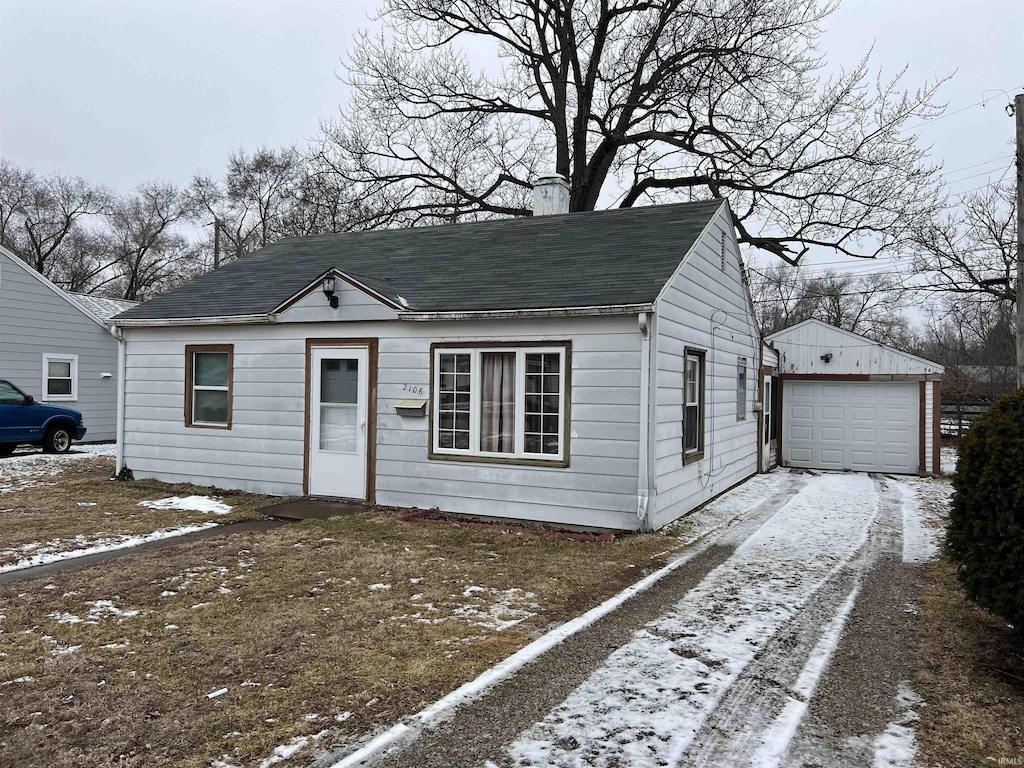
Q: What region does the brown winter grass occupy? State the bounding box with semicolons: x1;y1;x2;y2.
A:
0;456;273;568
0;506;676;767
914;556;1024;766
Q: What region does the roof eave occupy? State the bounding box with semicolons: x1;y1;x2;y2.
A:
398;303;654;321
113;313;277;328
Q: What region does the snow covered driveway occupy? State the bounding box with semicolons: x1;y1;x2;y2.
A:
362;470;946;768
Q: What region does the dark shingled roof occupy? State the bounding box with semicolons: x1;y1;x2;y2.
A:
115;200;724;321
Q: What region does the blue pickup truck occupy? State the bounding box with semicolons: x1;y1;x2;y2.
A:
0;379;87;456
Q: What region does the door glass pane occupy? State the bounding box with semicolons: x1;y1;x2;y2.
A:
194;352;229;387
47;378;73;396
321;359;358;404
194;389;229;423
48;361;71;378
320;404;357;453
481;352;515;453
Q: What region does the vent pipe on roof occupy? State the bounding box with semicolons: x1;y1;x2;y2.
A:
533;174;570;216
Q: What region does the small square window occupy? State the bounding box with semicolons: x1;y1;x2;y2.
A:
42;354;77;401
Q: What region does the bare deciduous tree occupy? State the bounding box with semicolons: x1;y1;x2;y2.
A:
189;147;306;262
323;0;946;260
749;263;910;344
91;182;200;301
0;161;109;285
909;182;1017;304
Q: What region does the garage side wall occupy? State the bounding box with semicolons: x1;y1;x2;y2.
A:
120;315;643;530
651;204;760;529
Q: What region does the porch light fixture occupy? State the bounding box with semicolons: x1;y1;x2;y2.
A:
820;353;833;363
322;275;339;308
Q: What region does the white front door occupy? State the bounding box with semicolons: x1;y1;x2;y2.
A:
309;346;369;498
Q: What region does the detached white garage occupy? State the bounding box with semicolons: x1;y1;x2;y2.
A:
767;320;944;475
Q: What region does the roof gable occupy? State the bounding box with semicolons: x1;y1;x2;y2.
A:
114;200;726;323
768;319;944;374
0;245;109;330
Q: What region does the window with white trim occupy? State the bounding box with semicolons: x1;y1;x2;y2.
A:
683;348;705;458
432;345;568;463
737;357;747;420
42;354;78;401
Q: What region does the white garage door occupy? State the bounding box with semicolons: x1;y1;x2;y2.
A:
783;381;919;474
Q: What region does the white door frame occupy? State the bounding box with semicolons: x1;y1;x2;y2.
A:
304;339;377;501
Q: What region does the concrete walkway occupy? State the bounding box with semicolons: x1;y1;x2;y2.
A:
0;519;286;584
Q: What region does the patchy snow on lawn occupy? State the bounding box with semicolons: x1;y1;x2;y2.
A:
0;523;217;574
505;472;881;767
139;495;232;515
874;682;923;767
0;443;116;494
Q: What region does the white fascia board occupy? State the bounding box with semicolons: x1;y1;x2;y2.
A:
113;314;277;327
398;303;653;321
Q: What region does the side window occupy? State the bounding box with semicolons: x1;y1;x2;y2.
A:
185;345;234;428
42;354;78;401
737;357;747;421
0;381;25;405
683;348;706;461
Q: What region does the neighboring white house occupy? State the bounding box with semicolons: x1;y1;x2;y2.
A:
768;319;944;475
0;245;137;442
111;183;767;531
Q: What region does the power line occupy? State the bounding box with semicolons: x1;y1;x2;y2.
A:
901;85;1024;132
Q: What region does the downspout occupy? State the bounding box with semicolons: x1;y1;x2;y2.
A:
638;312;653;531
110;325;126;474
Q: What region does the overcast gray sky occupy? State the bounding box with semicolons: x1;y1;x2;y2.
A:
1;0;1021;277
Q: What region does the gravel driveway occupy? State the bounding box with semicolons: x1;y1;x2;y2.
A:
322;468;947;768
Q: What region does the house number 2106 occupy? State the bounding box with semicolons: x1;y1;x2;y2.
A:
402;384;425;396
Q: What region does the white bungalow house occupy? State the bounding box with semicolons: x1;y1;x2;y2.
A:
0;244;137;442
111;180;769;531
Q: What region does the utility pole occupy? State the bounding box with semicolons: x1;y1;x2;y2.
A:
213;217;221;270
1016;93;1024;388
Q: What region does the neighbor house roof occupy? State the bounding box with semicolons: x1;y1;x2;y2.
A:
113;200;726;322
69;293;139;321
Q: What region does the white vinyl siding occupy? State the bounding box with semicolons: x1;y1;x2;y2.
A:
121;315;642;530
651;203;761;529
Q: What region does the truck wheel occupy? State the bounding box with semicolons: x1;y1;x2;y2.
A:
43;426;72;454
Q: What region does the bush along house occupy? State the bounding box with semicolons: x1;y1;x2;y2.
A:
110;177;767;531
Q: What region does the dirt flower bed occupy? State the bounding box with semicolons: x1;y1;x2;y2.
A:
0;454;273;570
0;507;677;768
